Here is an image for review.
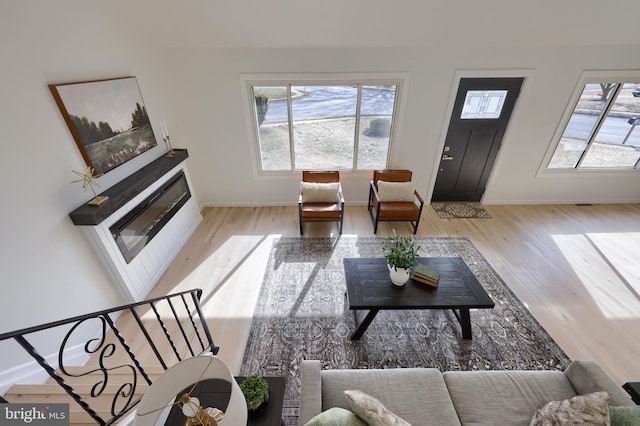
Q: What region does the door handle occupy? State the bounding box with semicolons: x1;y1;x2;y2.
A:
442;155;454;161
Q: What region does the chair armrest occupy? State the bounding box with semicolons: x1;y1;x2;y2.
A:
338;183;345;204
299;360;323;424
414;189;424;205
298;182;304;205
370;181;381;204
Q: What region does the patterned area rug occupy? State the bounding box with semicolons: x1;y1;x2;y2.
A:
431;202;492;219
239;237;570;425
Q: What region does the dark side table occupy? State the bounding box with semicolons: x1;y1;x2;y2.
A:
241;376;286;425
163;376;285;425
623;382;640;404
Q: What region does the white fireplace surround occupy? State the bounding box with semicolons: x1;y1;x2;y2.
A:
81;163;202;302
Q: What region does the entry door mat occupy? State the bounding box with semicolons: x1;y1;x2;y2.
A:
239;237;570;425
431;202;493;219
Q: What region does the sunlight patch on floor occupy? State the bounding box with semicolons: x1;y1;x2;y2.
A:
142;234;281;321
586;232;640;297
551;233;640;319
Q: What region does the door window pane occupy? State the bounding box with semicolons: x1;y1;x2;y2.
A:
461;90;507;119
358;85;396;169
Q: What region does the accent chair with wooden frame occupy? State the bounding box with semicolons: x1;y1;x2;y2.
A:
368;169;424;234
298;171;345;235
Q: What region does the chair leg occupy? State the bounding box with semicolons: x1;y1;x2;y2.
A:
373;209;380;234
368;203;379;234
413;201;424;234
299;205;304;235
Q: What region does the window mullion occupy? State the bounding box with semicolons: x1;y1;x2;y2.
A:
287;84;295;171
353;84;363;171
575;83;622;168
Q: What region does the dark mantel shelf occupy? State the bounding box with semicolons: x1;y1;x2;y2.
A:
69;149;189;226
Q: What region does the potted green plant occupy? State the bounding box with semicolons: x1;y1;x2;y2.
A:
383;230;420;286
239;374;270;411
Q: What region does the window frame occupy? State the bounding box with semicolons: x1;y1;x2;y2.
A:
541;70;640;175
240;73;409;176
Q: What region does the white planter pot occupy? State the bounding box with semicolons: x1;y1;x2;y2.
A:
388;264;411;286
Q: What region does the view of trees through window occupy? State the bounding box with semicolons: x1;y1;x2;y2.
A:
250;82;398;171
549;82;640;169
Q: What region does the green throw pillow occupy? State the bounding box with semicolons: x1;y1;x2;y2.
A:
304;407;367;426
609;406;640;426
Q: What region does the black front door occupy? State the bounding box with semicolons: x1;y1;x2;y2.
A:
431;77;523;202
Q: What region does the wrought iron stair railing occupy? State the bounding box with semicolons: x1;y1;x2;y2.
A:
0;288;218;425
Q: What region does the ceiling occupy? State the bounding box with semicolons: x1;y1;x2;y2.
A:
103;0;640;49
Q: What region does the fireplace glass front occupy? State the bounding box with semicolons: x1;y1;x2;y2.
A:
110;170;191;264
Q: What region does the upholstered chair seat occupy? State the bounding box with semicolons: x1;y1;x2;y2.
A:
299;171;344;234
368;169;424;234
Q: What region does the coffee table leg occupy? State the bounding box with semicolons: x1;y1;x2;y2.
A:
459;308;472;339
351;309;380;340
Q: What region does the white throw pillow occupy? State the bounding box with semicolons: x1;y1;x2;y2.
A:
529;391;610;426
376;181;415;202
344;389;411;426
301;182;340;203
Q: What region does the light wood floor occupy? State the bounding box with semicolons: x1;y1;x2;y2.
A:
147;203;640;386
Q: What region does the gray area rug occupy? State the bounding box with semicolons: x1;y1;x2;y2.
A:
239;237;570;425
431;202;493;219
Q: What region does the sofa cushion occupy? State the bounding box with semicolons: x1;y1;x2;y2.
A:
529;391;610;426
443;370;577;426
344;390;410;426
321;367;461;425
304;407;367;426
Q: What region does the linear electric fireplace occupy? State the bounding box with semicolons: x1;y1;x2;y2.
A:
110;170;191;263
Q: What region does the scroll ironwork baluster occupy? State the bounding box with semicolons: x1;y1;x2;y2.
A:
129;306;168;370
0;288;216;426
14;335;106;425
181;293;205;352
167;298;195;357
191;290;217;354
150;301;182;361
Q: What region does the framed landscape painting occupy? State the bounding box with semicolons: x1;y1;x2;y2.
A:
50;76;158;175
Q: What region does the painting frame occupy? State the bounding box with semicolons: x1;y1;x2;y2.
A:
50;76;158;176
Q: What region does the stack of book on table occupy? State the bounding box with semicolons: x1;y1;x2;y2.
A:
411;263;440;287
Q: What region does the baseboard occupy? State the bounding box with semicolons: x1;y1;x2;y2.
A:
199;201;370;208
0;342;90;396
481;199;640;205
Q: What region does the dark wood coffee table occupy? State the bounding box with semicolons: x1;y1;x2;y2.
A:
344;257;494;340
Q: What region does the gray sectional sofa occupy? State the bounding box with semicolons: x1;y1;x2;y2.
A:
299;360;635;425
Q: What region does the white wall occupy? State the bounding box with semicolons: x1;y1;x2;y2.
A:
166;46;640;207
2;1;640;391
0;2;178;387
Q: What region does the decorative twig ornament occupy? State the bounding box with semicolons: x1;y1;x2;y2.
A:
71;166;109;206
